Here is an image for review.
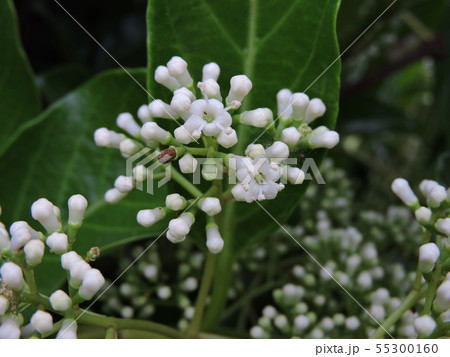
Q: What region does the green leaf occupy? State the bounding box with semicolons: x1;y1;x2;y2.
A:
0;0;41;155
0;69;168;294
147;0;341;326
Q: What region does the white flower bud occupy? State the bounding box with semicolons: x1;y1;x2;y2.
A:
119;139;140;158
174;126;194;144
357;271;372;289
436;218;450;237
136;208;165;228
61;251;83;270
391;178;419;207
56;320;77;339
414;315;436;337
142;264;158;281
171;93;192;120
137;104;151;123
241;108;272;127
30;310;53;334
274;314;289;330
141;122;170;143
372;288;390;304
174;87;195;101
206;226;224;254
310;130;339;149
202;62;220;82
199;197;222;216
0;230;9;251
157;285;172;300
114;175;134;193
282;284;304;304
0;295;9;316
24;240;45;266
226;75;252;105
250;326;267;338
217;128;238;148
281;127;301;146
418;243;440;273
181;277;198;292
266;141;289;161
132;165;148;182
104;188;127;204
290;92;309;120
231;183;246;201
148;99;177;119
167;213;194;243
9;221;42;240
428;185;447;207
369;304;386;322
304;98;326;124
179;154;198;174
68;194;88;226
94;128;123;148
0;317;21;339
79;268;105;300
415;206;432;225
31;198;61;233
0;262;24;290
294;315;309;330
49;290;72;311
69;260;91;288
435;280;450;312
165;194;186;211
245;144;265;159
292;265;305;279
116;113;141;137
198;79;222;101
419;179;439;198
310;328;324;339
262;305;277;319
320;317;335;331
10;227;31;251
154;65;180;91
276;88;292;118
345;316;360;330
167;56;193;87
46;232;68;254
287;167;305;185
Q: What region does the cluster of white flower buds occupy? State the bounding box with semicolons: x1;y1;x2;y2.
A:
0;195;105;339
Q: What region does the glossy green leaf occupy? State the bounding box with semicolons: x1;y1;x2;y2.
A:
0;69;168;294
0;0;41;155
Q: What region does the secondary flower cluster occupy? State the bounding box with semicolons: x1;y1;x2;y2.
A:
94;56;340;253
0;196;105;339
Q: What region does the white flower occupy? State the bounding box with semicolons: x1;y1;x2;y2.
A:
56;320;77;339
167;56;193;87
141;122;171;143
31;198;61;233
197;79;222;101
24;240;45;266
174;125;195;144
265;141;289;161
428;185;447;207
46;232;69;254
391;178;419;207
286;167;305;185
281;127;301;146
435;280;450;312
345;316;360;330
190;99;232;136
79;269;105;300
436;218;450;237
171;92;192;119
154;65;180;91
30;310;53;334
226;75;252;105
10;227;31;251
418;243;440;273
199;197;222;216
137;208;165;228
415;206;432;225
148;99;177;119
94;128;123;148
137;104;151;123
179;154;198;173
202;62;220;82
0;317;21;339
250;326;267;338
310;130;339;149
217;127;238;148
68;194;88;226
167;213;194;243
419;179;439;198
414;315;436;337
244;144;265;159
290;92;309;120
157;286;172;300
165;194;186;211
241;108;272;127
0;262;24;290
104;188;127;204
69;260;91;288
116;113;141;137
0;295;9;316
49;290;72;311
276;88;292;118
206;226;224;254
114;175;134;193
61;251;83;270
304;98;326;124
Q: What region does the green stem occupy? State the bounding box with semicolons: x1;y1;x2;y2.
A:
23;268;38;295
371;285;427;339
186;253;217;338
185;147;208;156
105;326;117;339
423;264;442;314
170;166;204;198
